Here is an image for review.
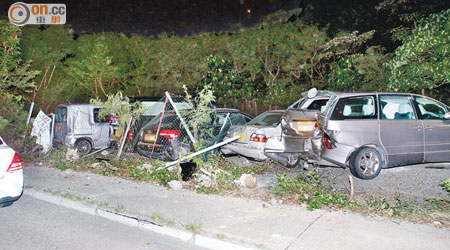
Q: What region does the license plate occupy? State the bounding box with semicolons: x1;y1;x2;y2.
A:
143;133;157;143
235;132;246;142
295;121;316;132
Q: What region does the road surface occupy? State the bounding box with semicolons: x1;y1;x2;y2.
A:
0;195;205;250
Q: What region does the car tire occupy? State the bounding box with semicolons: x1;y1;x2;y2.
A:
350;147;382;180
75;139;92;155
136;145;150;157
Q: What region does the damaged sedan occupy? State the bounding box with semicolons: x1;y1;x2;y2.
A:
221;110;284;161
265;89;450;180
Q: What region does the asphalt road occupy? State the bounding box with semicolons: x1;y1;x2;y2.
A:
0;195;204;250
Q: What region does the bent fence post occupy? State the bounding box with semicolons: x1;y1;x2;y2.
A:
117;116;133;159
161;135;239;169
165;91;196;144
26;102;35;125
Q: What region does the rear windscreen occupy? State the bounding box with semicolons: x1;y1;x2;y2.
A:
55;107;67;122
247;112;283;127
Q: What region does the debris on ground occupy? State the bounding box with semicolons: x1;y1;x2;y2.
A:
168;180;183;190
66;148;79;162
238;174;257;189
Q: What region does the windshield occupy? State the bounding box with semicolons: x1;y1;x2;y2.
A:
247;112;283;127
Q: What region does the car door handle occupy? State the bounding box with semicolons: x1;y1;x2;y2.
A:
424;125;433;130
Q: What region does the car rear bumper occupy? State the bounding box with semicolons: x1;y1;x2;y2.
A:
221;142;267;161
0;170;24;205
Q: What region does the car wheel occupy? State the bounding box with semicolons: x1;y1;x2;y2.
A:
75;139;92;155
350;147;382;180
136;145;150;157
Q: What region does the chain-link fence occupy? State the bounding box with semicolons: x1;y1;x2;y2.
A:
133;92;236;161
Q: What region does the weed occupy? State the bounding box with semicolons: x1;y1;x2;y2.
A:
275;170;357;211
184;223;202;233
196;186;220;194
151;214;168;224
216;233;226;239
168;219;175;226
441;178;450;193
114;205;125;213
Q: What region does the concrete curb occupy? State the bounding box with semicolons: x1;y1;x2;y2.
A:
24;189;257;250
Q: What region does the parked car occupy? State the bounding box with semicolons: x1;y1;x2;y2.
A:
221;110;285;161
135;108;253;160
53;104;112;155
0;136;23;207
265;89;450;179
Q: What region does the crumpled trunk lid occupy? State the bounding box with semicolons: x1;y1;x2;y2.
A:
264;109;324;163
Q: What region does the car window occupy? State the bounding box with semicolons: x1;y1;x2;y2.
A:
55;107;67;122
380;95;417;120
243;115;253;123
414;97;447;120
306;99;329;111
230;112;247;125
331;96;376;120
93;108;108;123
247;112;283;127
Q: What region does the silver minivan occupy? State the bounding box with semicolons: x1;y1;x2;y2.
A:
53;104;112;155
265;90;450;179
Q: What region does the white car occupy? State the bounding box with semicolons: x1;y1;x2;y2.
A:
0;136;24;207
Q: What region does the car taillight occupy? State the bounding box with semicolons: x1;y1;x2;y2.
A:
109;116;119;121
324;135;335;150
159;130;181;140
7;153;23;172
128;128;134;141
250;133;267;143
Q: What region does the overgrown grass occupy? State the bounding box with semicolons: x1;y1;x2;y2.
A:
274;169;358;211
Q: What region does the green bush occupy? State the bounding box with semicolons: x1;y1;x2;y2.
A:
388;9;450;101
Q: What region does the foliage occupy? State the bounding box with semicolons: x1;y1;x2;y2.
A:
67;36;119;99
275;170;357;211
387;9;450;96
375;0;449;42
201;55;255;107
328;46;391;92
441;178;450;193
21;25;75;110
182;84;216;142
0;20;40;130
90;91;145;140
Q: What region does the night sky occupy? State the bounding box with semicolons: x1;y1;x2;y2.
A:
1;0;301;35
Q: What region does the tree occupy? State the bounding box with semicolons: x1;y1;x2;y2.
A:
0;20;39;130
328;46;391;92
66;36;118;99
387;9;450;97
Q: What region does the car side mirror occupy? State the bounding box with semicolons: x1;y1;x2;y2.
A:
445;112;450;119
